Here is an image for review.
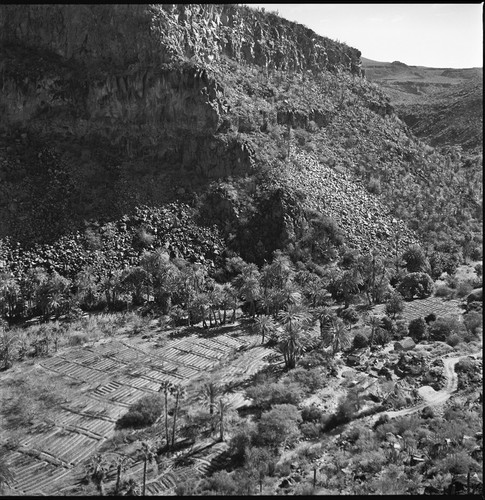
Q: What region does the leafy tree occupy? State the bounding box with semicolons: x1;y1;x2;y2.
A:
75;267;102;310
116;394;164;429
385;291;405;319
408;317;427;342
427;316;462;342
0;322;16;370
0;273;23;321
255;404;302;449
397;272;434;300
300;212;344;264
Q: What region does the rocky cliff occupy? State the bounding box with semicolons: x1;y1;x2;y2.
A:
0;4;363;244
0;4;479;267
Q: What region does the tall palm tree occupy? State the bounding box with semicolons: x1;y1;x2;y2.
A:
141;441;156;496
170;384;186;448
332;317;351;356
158;381;172;449
277;305;312;369
86;455;108;496
232;263;261;318
196;375;222;433
253;315;278;344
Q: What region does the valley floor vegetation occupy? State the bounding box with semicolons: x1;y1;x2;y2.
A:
0;221;482;495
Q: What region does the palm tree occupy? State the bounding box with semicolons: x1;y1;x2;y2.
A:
332;317;351;356
196;375;222;433
367;314;382;347
218;397;231;442
253;315;278;344
277;305;312;369
114;456;129;495
86;455;108;496
158;381;172;449
232;263;261;318
223;283;238;323
140;441;156;496
170;384;186;448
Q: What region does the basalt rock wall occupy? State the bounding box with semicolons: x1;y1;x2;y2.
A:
0;4;362;243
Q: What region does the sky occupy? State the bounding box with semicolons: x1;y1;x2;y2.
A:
245;3;483;68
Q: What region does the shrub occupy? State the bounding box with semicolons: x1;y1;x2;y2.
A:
200;471;238;495
255;404;302;448
116;394;164;429
455;357;476;374
352;332;369;349
340;306;359;325
301;405;324;423
246;381;302;410
397;272;434;300
380;316;395;334
434;284;454;298
474;263;482;278
408;317;427;342
427;316;462;342
285;367;326;394
446;333;461;347
463;311;482;337
374;327;391;346
300;422;321;439
455;281;473;298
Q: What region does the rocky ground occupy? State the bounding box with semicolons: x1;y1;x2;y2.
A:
285;144;419;254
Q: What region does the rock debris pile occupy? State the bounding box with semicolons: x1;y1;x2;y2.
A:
286;146;419;254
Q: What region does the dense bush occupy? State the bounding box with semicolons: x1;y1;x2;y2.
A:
116;394;164;429
246;381;302;411
397;272;434;300
352;332;369;349
255;404;302;448
284;367;326;394
408;317;427;342
427;316;462;342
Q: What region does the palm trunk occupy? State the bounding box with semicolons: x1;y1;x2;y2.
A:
164;390;170;449
142;458;147;496
219;399;224;442
171;392;180;447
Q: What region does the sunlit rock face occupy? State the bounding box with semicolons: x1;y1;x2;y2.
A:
0;4;362;242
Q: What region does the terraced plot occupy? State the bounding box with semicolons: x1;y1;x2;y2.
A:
373;296;463;322
2;327;271;495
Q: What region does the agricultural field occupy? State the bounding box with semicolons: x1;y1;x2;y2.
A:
0;322;275;495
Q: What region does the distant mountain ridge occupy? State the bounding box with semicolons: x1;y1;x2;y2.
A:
362;57;483;150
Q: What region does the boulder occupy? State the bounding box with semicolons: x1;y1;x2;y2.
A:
394;337;416;351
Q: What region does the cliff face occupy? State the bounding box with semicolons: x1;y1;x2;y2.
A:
0;4;364;243
0;4;362;73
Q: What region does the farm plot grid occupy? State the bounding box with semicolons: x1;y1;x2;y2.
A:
373;296;463;322
3;330;258;495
